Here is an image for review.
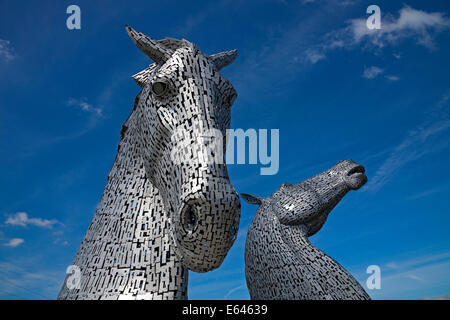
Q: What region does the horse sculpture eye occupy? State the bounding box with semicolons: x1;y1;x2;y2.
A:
182;205;198;233
151;81;169;96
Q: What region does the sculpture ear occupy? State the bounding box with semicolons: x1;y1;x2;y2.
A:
240;193;263;205
132;64;158;87
125;25;173;65
209;49;237;70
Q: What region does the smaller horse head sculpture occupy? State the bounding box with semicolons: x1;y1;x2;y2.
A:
125;26;240;272
241;160;369;299
242;159;367;236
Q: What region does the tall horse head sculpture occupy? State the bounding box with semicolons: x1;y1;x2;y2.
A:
124;25;241;272
58;26;241;300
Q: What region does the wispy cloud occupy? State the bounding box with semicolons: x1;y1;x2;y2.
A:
0;259;63;299
67;98;103;116
363;66;384;79
0;39;16;62
3;238;24;247
5;212;62;229
350;249;450;299
173;0;231;36
5;65;131;161
385;75;400;81
52;230;69;246
224;285;246;299
385;252;450;272
367;93;450;191
423;293;450;300
305;49;326;64
301;0;357;6
405;274;425;282
362;66;399;81
17;97;105;151
405;184;450;200
378;251;450;296
189;278;245;298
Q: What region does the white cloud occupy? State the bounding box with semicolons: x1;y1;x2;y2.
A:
309;5;450;64
347;5;450;49
385;262;399;270
67;98;103;116
53;238;69;246
5;212;62;229
405;274;424;282
305;49;326;64
0;39;16;62
363;66;384;79
385;75;400;81
338;0;357;7
4;238;24;247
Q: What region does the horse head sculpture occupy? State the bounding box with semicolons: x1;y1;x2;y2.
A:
241;160;370;299
58;26;241;300
124;25;241;273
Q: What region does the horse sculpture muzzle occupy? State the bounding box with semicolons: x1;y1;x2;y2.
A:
174;186;241;272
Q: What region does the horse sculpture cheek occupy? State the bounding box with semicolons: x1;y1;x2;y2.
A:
273;189;323;226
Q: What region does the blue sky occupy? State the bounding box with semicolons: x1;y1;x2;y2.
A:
1;0;450;300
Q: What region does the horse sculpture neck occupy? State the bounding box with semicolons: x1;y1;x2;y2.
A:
278;221;369;300
58;105;188;300
246;200;370;300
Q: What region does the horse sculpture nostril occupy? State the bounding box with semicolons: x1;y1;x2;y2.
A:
347;165;365;176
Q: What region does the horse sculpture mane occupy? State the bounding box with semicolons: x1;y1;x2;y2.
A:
58;26;241;300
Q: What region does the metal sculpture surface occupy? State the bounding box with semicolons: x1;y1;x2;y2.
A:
58;26;241;300
241;160;370;300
